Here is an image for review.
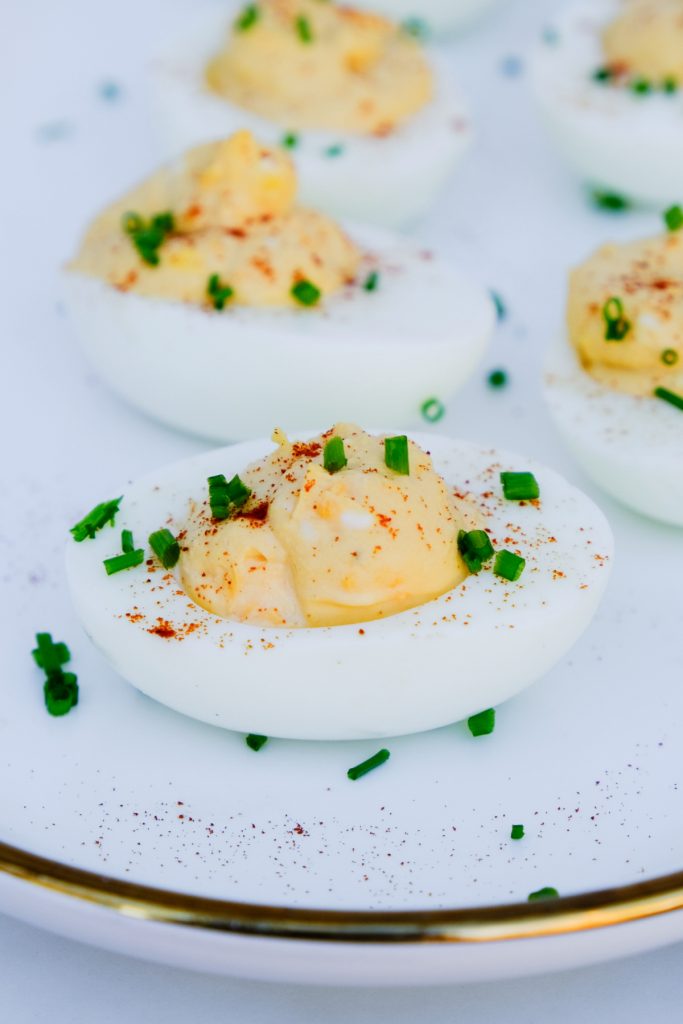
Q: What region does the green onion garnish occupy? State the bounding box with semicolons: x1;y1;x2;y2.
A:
488;369;508;389
347;748;390;781
208;473;252;519
494;549;526;582
207;273;234;311
122;210;175;267
325;144;344;158
296;14;313;42
32;633;70;673
384;435;410;475
323;436;347;474
602;296;631;341
121;529;134;554
70;497;122;542
291;279;321;306
592;66;613;83
500;471;540;501
511;824;525;840
590;189;630;212
631;77;652;94
458;529;495;574
227;474;251;508
104;549;145;575
468;708;496;737
246;734;268;751
44;671;79;717
663;76;678;94
281;132;299;149
363;270;380;292
528;887;560;902
235;3;259;30
149;528;180;569
401;17;427;38
654;386;683;411
661;348;679;366
490;290;506;320
664;205;683;232
421;397;445;423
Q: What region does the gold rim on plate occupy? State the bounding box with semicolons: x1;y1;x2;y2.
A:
2;840;683;942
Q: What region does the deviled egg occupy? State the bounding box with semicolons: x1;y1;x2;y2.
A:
64;131;494;442
366;0;502;36
149;0;471;227
532;0;683;207
66;425;613;741
545;212;683;526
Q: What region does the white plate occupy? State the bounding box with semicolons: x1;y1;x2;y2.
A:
2;0;683;988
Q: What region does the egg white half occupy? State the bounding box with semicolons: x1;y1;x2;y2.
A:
531;0;683;206
63;226;495;442
545;334;683;527
148;6;471;229
65;434;614;741
366;0;501;36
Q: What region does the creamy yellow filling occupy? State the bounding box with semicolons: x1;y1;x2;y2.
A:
602;0;683;81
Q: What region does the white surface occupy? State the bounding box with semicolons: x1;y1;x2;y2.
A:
3;0;683;1010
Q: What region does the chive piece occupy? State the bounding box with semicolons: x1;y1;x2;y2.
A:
590;189;630;212
209;474;231;520
122;211;174;267
347;748;391;781
494;549;526;582
511;824;525;840
363;270;380;292
281;132;299;149
324;436;347;474
32;633;71;672
246;733;268;751
104;549;145;575
70;497;123;542
500;471;540;501
401;17;428;38
291;279;321;306
654;386;683;411
421;397;445;423
602;296;631;341
488;369;508;389
226;474;252;509
121;529;134;554
296;14;313;42
149;528;180;569
458;529;495;574
235;3;259;30
44;670;79;717
664;205;683;232
661;348;679;366
528;887;560;902
325;144;345;158
490;290;506;321
663;76;678;94
468;708;496;737
592;66;613;83
384;435;410;475
631;77;651;94
207;273;234;311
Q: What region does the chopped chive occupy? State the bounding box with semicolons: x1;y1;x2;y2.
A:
590;189;630;212
494;549;526;582
207;273;234;311
291;279;321;306
661;348;679;366
528;886;560;902
663;76;678;94
209;474;231;520
363;270;380;292
490;290;506;321
401;17;428;39
592;66;613;83
32;633;70;672
421;397;445;423
384;435;409;475
246;733;268;751
602;296;631;341
511;824;525;840
281;132;299;149
149;528;180;569
347;748;390;781
44;670;79;717
104;549;145;575
70;497;123;542
296;14;313;42
654;386;683;411
226;474;252;508
664;205;683;232
323;436;347;474
488;368;508;389
468;708;496;737
235;3;259;30
122;210;174;267
121;529;134;553
500;471;540;501
631;77;652;95
458;529;495;574
325;144;345;158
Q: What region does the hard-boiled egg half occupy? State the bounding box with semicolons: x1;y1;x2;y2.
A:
545;214;683;526
532;0;683;207
66;425;613;741
365;0;502;37
149;0;471;228
64;131;494;442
